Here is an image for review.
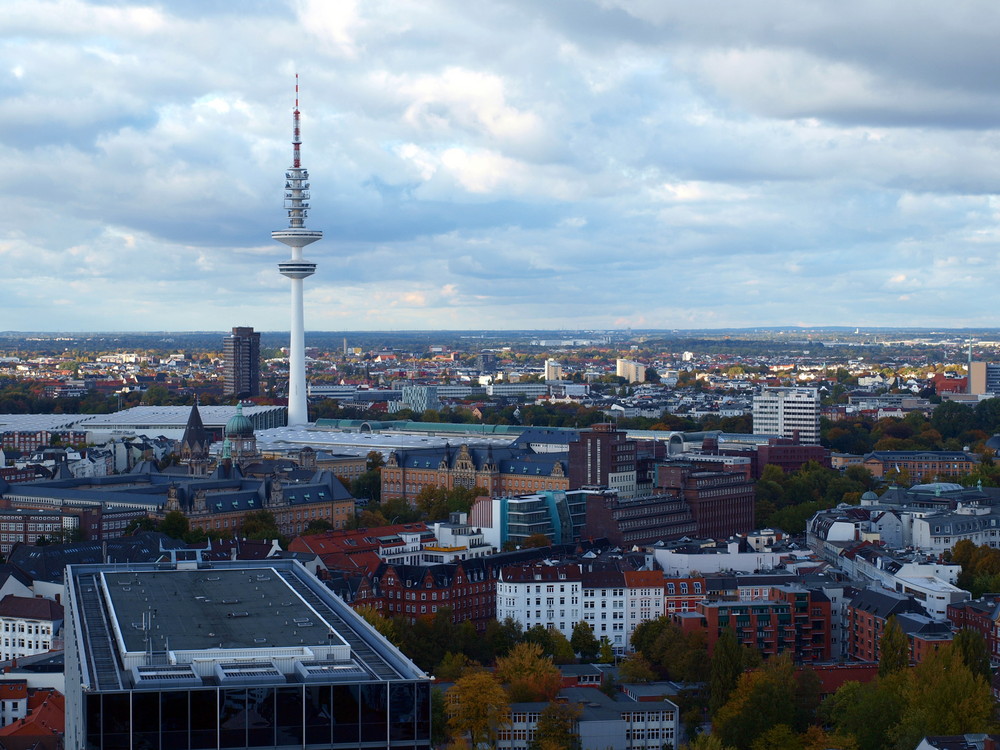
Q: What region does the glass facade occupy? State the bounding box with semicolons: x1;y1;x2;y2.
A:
84;683;431;750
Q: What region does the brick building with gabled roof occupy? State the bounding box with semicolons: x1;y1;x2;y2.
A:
847;587;927;663
339;541;615;633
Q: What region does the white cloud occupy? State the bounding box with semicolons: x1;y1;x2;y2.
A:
2;0;1000;330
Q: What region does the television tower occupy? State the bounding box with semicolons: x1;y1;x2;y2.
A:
272;75;321;426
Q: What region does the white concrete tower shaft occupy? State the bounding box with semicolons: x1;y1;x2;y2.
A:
272;75;322;426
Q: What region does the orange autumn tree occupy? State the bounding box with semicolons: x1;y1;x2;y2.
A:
495;642;562;702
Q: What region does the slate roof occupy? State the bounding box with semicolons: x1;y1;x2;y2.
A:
7;532;186;583
848;586;926;619
509;427;580;449
0;564;33;591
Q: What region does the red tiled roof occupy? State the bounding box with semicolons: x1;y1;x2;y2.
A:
623;570;665;588
0;689;65;736
0;681;27;700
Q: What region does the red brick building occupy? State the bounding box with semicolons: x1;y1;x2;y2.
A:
568;424;637;495
332;542;614;632
663;576;707;614
672;585;831;663
846;587;940;664
704;437;831;479
862;451;977;482
656;464;756;539
1;430;88;451
581;492;697;547
948;596;1000;662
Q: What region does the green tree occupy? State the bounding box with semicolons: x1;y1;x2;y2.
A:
354;605;401;647
931;400;976;441
618;652;656;683
750;725;802;750
523;624;554;656
713;655;818;750
302;519;333;535
597;638;615;664
436;651;479;682
446;671;510;749
141;384;171;405
549;629;576;665
160;510;189;539
570;621;599;662
888;645;995;750
366;450;386;471
351;470;382;502
529;701;581;750
431;687;450;748
682;735;737;750
878;616;909;677
953;628;993;683
240;509;281;541
481;617;524;663
820;676;907;750
709;628;745;715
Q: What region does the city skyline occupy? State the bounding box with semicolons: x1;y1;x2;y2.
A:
3;1;1000;332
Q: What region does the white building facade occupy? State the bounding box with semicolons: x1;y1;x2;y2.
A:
496;565;582;639
752;387;821;444
0;596;62;662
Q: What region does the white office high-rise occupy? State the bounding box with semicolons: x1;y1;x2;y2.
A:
272;76;322;426
752;387;821;444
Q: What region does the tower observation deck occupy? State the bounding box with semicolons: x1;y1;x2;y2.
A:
273;75;321;426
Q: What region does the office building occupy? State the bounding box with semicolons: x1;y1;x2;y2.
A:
64;559;431;750
656;463;756;539
400;385;441;415
222;327;261;397
543;360;563;381
568;424;637;497
470;490;594;549
752;387;821;444
969;361;1000;396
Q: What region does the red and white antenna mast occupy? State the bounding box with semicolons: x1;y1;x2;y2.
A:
292;73;301;169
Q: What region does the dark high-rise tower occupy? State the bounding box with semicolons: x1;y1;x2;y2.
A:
223;326;261;397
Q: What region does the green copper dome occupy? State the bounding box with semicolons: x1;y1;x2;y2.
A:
225;403;254;438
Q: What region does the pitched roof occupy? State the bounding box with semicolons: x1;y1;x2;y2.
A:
0;689;65;738
0;595;63;622
849;587;926;619
7;532;186;583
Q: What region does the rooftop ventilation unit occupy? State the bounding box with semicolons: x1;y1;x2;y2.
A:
131;664;202;689
293;660;370;683
214;661;284;686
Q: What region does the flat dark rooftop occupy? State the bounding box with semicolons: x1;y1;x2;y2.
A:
103;568;341;652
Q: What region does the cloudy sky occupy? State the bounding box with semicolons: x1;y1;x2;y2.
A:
3;0;1000;332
